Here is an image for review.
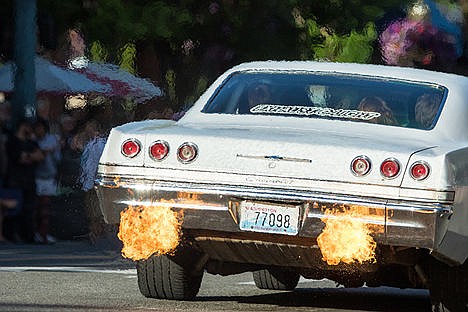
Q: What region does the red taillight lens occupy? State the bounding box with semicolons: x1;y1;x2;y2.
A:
380;158;400;178
410;162;430;180
351;156;371;176
149;140;169;161
177;142;198;163
121;139;141;158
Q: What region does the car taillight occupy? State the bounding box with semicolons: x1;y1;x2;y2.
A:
380;158;400;178
410;161;430;180
121;139;141;158
177;142;198;163
351;156;371;176
149;140;169;161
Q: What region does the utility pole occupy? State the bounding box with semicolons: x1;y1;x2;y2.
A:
12;0;37;125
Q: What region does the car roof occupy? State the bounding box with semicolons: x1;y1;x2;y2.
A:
227;61;467;86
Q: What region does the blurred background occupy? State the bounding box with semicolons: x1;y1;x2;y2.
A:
1;0;468;116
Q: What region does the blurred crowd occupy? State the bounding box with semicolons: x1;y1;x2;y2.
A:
0;95;183;245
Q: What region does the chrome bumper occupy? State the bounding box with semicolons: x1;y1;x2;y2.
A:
95;175;453;250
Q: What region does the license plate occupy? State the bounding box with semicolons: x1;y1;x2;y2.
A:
239;201;300;235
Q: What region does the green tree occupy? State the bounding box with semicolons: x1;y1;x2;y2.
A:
30;0;411;108
305;19;377;63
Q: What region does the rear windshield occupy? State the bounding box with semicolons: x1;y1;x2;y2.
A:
202;71;447;130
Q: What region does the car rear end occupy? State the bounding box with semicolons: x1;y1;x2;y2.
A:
96;117;454;267
96;65;455;264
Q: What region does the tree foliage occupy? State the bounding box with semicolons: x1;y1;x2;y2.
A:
1;0;414;107
34;0;409;62
306;19;377;63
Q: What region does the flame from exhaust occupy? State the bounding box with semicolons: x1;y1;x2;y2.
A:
177;192;202;202
317;206;378;266
118;201;183;261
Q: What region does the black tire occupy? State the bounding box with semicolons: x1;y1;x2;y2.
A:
429;261;468;312
253;268;300;290
136;254;203;300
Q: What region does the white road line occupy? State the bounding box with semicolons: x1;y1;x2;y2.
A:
0;266;137;275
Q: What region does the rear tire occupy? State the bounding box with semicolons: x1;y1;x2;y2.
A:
136;254;203;300
253;268;300;290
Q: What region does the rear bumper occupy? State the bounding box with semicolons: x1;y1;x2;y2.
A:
95;173;453;251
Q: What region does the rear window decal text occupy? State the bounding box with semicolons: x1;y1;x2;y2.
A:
250;104;381;121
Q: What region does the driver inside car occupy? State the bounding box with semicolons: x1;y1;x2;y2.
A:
238;83;273;114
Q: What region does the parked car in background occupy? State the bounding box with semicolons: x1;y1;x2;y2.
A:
96;61;468;311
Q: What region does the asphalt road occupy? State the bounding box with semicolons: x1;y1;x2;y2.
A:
0;240;432;312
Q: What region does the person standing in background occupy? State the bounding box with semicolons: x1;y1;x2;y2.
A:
78;120;108;243
5;119;44;243
0;101;20;243
33;119;61;244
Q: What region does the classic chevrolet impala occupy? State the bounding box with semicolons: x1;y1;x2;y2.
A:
96;61;468;311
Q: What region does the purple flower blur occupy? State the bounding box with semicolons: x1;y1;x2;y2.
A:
379;18;458;69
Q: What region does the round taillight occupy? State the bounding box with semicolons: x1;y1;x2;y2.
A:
177;142;198;163
380;158;401;179
351;156;371;176
410;161;430;181
121;139;141;158
149;140;169;161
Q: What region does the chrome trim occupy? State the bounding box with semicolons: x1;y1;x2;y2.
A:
177;142;198;163
97;165;455;203
95;174;453;250
121;138;141;158
119;199;228;211
96;176;387;204
149;140;170;161
236;154;313;163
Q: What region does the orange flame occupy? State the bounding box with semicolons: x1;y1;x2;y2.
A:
317;206;379;266
104;176;122;189
118;201;183;261
177;192;202;202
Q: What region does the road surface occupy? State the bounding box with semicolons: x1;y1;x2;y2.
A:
0;240;431;311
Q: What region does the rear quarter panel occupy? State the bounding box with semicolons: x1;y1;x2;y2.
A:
402;144;468;264
437;146;468;264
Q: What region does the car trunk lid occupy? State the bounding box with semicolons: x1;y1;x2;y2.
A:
142;123;433;188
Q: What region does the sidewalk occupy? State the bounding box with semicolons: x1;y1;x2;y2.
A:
0;238;132;269
0;189;133;269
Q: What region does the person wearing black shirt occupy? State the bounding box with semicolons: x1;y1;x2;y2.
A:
5;119;44;243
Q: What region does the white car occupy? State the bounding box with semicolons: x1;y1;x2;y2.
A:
96;61;468;311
